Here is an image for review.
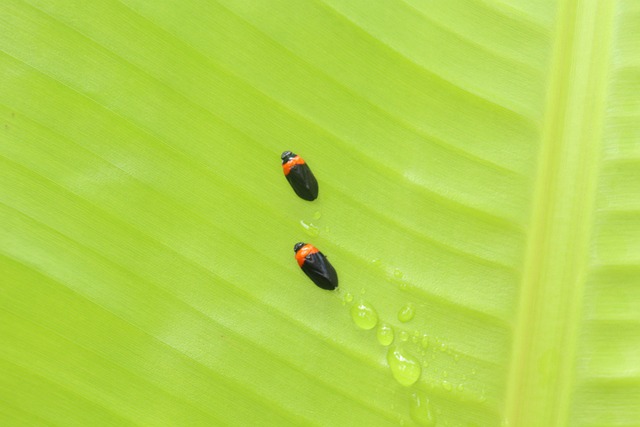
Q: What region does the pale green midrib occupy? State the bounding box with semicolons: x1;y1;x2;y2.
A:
505;1;615;426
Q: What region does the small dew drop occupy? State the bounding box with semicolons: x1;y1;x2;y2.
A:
343;292;354;303
454;354;460;362
397;303;416;323
387;346;422;387
350;301;378;330
412;330;421;344
399;330;409;342
377;323;395;346
299;220;319;237
443;371;448;378
421;335;430;349
313;210;322;220
442;380;453;391
440;343;448;352
457;384;465;392
410;392;436;426
393;268;404;279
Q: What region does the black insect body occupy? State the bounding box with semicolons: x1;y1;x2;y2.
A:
294;242;338;290
281;151;319;201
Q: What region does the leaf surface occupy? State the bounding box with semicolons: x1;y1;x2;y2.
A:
1;1;638;425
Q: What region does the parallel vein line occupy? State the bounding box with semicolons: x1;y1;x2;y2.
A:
316;0;542;119
394;0;546;69
2;7;523;226
309;0;539;123
0;150;508;366
0;244;329;426
0;304;230;424
11;91;522;270
0;135;513;337
0;357;135;425
115;0;527;178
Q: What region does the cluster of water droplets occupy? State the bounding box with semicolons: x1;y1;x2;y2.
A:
333;258;488;425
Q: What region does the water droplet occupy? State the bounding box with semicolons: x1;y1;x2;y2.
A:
412;330;420;344
350;301;378;330
313;211;322;220
443;371;448;378
442;380;452;391
393;268;404;279
397;303;415;322
343;292;353;303
399;330;409;341
377;323;394;346
454;354;460;362
299;220;319;237
410;392;436;426
440;343;447;352
421;335;430;349
387;346;421;386
457;383;465;392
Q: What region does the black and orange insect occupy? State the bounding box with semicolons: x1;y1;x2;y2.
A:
294;242;338;290
281;151;318;201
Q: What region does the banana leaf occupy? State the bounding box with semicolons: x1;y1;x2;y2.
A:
1;1;638;426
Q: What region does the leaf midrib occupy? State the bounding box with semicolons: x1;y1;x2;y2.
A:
505;1;616;425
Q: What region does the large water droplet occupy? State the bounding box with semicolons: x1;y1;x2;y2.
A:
397;303;415;322
350;301;378;330
377;323;394;346
387;346;422;386
410;392;436;426
299;220;319;237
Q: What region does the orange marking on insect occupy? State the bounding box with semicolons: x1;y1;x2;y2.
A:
282;155;305;175
295;244;318;267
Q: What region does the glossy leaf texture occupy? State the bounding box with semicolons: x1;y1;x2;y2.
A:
1;1;638;426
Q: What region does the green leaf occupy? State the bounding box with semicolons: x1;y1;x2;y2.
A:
1;1;638;426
